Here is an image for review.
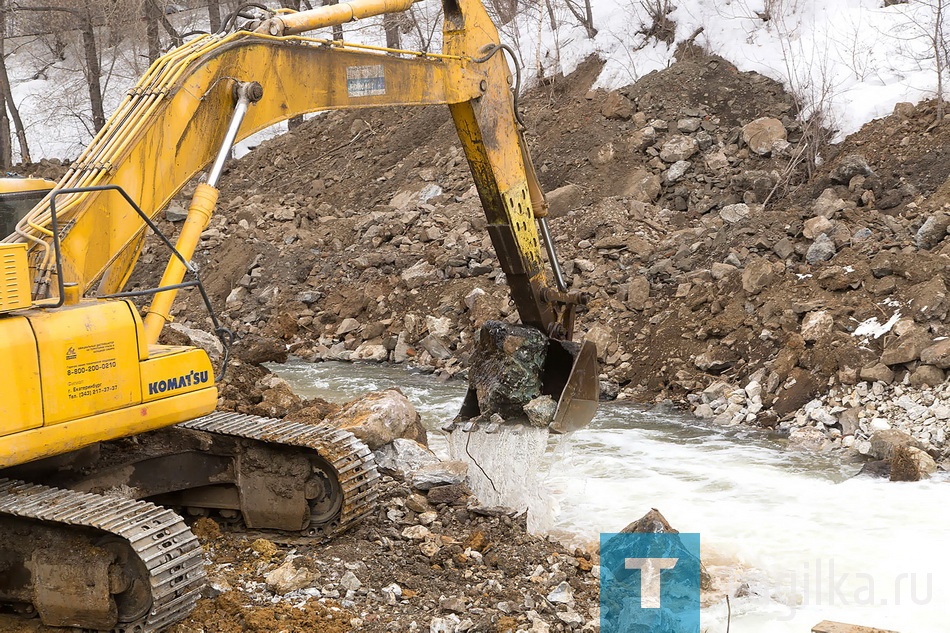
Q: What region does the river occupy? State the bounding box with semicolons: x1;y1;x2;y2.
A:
269;359;950;632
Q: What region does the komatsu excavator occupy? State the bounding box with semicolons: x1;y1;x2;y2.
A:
0;0;598;630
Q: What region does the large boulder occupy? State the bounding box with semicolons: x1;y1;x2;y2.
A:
465;321;547;418
234;333;288;365
328;389;425;450
920;338;950;368
881;330;933;366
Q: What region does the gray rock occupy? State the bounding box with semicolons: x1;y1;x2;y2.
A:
411;461;469;490
916;213;950;250
677;117;702;133
812;188;846;217
626;276;651;311
711;262;738;279
805;233;836;264
266;561;316;595
168;323;224;362
374;438;440;478
830;154;873;185
720;203;750;223
336;318;361;336
742;117;787;155
401;260;440;289
860;362;895;384
659;135;699;162
705;150;730;171
524;395;557;427
393;332;413;363
666;160;691;182
339;570;362;591
627;126;657;152
429;615;461;633
801;310;833;341
693;346;739;372
440;596;468;613
839;406;860;435
547;581;574;604
420;333;452;360
788;426;827;451
165;201;188;222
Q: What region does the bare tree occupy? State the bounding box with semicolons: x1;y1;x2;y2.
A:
145;0;162;63
324;0;344;40
14;2;107;131
208;0;223;32
0;0;30;164
383;12;402;48
564;0;596;38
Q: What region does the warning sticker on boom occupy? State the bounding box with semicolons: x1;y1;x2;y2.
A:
346;65;386;97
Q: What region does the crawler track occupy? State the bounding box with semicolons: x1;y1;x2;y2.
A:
0;478;205;633
181;411;380;536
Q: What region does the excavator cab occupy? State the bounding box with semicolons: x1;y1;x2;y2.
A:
0;177;55;240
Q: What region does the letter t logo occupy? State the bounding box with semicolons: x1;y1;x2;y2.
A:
624;558;678;608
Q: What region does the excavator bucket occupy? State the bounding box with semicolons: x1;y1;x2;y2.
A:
544;339;600;434
456;326;600;434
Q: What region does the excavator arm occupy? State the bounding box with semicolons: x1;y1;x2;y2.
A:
4;0;597;431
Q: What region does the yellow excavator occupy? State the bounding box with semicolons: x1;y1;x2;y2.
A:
0;0;598;630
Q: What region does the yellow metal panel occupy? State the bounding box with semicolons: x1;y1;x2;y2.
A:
140;346;215;403
0;177;55;194
28;300;143;424
0;314;43;436
0;388;217;469
0;243;31;312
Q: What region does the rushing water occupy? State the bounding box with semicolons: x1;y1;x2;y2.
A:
270;359;950;632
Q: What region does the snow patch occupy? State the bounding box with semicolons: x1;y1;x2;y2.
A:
852;311;901;339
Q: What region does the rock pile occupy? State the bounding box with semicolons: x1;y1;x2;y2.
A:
174;443;601;633
133;52;950;473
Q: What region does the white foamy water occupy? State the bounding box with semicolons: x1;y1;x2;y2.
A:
271;360;950;632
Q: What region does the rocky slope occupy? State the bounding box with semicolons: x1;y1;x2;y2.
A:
125;50;950;471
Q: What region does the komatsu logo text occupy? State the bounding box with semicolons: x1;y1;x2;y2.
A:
148;369;209;395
